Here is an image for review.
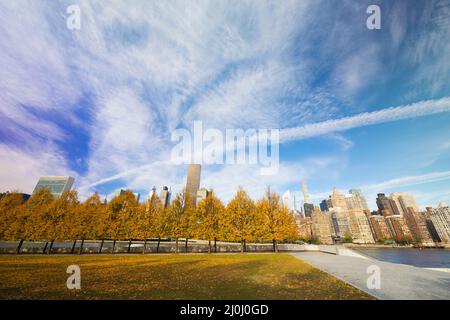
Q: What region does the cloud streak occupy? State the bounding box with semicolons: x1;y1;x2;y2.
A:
280;97;450;142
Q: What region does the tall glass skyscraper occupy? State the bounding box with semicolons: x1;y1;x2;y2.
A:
32;176;75;198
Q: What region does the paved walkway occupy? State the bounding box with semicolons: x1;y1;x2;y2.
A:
291;252;450;300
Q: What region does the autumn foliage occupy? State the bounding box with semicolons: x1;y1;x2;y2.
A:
0;187;299;245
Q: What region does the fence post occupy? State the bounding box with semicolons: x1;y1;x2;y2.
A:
156;238;160;253
16;239;24;254
71;240;77;254
48;240;54;254
79;239;84;255
112;240;116;254
42;242;48;254
99;239;104;254
143;239;147;254
214;238;217;253
185;238;188;253
127;240;132;253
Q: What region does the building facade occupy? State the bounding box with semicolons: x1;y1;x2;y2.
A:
376;193;401;216
160;186;171;208
385;215;413;242
404;208;434;244
32;176;74;199
390;192;420;216
185;164;201;206
368;215;393;242
429;206;450;243
311;209;333;244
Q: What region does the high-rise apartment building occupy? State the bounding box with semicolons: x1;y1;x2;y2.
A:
327;188;347;209
404;208;433;244
429;206;450;243
346;189;369;211
368;215;393;241
390;192;420;216
32;176;74;199
376;193;401;216
185;164;201;206
347;209;375;244
311;209;333;244
385;215;413;242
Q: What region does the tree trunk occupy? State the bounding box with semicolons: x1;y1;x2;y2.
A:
42;242;48;254
48;240;54;254
241;240;244;253
243;239;246;253
127;240;132;253
156;238;160;253
214;238;217;253
185;238;188;253
143;239;147;254
273;239;278;253
16;239;24;254
208;239;211;253
79;239;84;255
112;240;116;254
175;238;179;254
99;239;104;254
71;240;77;254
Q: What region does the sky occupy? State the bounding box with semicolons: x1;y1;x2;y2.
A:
1;0;450;210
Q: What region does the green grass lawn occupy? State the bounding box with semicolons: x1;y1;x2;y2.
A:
0;253;374;300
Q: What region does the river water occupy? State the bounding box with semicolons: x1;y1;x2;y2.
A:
355;248;450;268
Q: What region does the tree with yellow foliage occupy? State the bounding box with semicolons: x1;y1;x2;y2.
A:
194;191;225;253
256;189;298;252
223;188;261;252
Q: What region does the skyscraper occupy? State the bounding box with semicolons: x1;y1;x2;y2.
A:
301;180;310;204
160;186;171;208
185;164;201;206
32;176;74;199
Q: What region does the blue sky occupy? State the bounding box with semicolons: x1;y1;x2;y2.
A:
1;0;450;209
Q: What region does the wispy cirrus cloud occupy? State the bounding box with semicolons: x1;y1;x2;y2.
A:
280;97;450;142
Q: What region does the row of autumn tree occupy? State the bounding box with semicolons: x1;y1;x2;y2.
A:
0;187;298;249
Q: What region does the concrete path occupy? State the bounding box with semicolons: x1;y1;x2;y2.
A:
291;252;450;300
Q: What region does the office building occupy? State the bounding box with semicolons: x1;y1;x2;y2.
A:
160;186;171;208
330;209;351;239
196;188;210;204
303;203;314;218
32;176;74;198
186;164;201;206
429;206;450;243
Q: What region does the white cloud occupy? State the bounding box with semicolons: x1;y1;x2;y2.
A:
0;144;77;194
280;97;450;142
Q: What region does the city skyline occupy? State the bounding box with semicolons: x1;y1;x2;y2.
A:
1;1;450;210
